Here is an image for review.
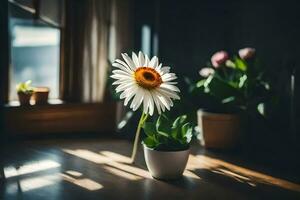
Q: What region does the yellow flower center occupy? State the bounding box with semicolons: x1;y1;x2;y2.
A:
134;67;162;89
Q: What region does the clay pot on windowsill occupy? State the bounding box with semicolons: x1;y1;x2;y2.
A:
18;92;33;106
197;109;241;149
33;87;50;105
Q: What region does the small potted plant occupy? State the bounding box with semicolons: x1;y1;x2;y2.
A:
16;80;34;106
142;114;192;180
110;51;180;164
193;48;270;149
33;87;50;105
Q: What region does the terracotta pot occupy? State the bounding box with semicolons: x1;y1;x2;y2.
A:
33;87;50;105
197;110;241;149
18;92;32;106
143;145;190;180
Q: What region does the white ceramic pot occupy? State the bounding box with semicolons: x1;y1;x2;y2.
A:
143;145;190;180
198;109;241;149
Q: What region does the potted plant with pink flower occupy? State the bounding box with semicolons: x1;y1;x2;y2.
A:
194;48;270;149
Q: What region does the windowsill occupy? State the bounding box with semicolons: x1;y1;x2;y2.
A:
5;99;64;107
3;100;119;135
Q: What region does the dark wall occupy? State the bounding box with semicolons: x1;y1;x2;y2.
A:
159;0;230;78
134;0;300;142
158;0;300;77
0;0;9;142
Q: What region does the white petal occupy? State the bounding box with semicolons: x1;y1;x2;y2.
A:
116;82;136;93
144;55;150;66
157;95;170;111
112;62;132;73
164;81;178;85
160;83;180;92
155;63;162;71
120;86;134;99
165;96;174;107
111;74;132;80
151;91;162;115
160;102;166;112
149;56;158;68
131;88;144;111
160;66;170;74
130;87;142;109
158;88;180;100
123;86;138;106
122;53;136;70
112;79;134;85
146;90;155;116
143;91;150;114
115;59;131;70
112;69;132;76
161;73;177;82
138;51;145;67
132;52;140;67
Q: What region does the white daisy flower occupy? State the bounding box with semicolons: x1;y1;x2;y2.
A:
111;51;180;116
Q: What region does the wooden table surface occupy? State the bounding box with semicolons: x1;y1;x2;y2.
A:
0;139;300;200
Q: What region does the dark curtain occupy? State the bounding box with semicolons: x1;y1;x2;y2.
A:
62;0;87;102
62;0;133;103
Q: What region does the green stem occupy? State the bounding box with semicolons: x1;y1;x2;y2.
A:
130;112;148;163
222;67;228;79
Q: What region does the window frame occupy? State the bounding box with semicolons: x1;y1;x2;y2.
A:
8;0;65;103
1;0;118;135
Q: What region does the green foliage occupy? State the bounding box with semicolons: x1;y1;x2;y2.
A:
142;114;193;151
194;50;271;114
233;56;247;71
16;80;34;94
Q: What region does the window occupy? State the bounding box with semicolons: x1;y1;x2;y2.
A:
9;18;61;100
8;0;63;102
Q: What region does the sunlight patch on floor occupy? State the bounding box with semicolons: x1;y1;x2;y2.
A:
4;160;61;178
63;149;152;179
61;173;103;191
5;169;103;193
183;170;201;180
100;151;132;163
65;170;83;177
103;166;142;180
63;149;111;164
21;174;59;192
187;154;300;192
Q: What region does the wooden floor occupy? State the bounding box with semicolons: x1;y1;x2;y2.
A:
0;139;300;200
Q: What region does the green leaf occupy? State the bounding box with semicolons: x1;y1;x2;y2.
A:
144;115;194;150
143;137;158;148
185;127;193;143
225;60;236;68
238;74;247;88
171;126;180;139
257;103;265;116
181;122;190;136
234;57;247;71
206;76;241;100
16;80;34;94
181;123;192;144
156;115;171;137
143;122;157;137
204;75;213;88
221;96;235;104
172;115;187;128
196;79;206;88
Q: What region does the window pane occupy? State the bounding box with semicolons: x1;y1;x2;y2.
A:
9;19;60;100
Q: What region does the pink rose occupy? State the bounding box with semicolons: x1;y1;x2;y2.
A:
238;48;256;60
199;67;215;77
211;51;229;68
